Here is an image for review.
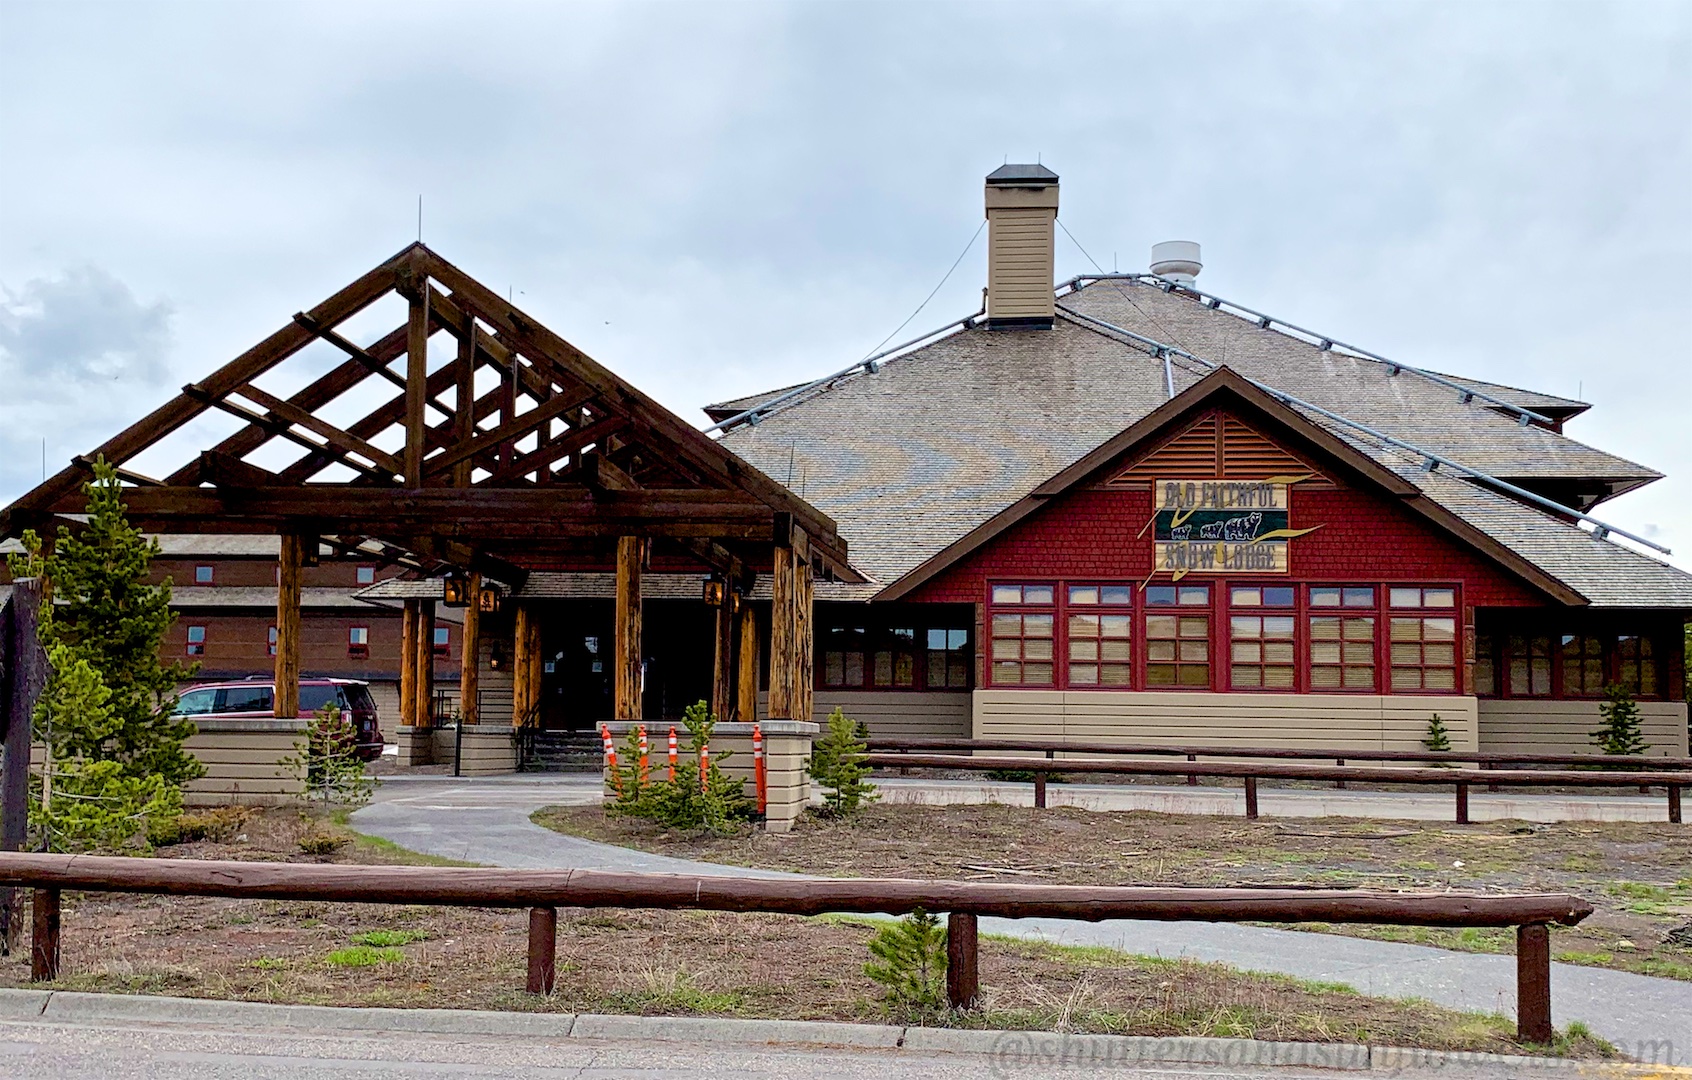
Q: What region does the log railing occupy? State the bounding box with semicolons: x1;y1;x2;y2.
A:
0;853;1590;1044
863;752;1688;824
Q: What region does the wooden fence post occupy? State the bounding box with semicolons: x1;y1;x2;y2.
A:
527;905;556;995
1455;782;1470;825
2;579;47;954
1244;776;1259;819
1334;758;1346;790
1516;923;1552;1044
946;911;979;1010
1669;785;1682;825
31;887;59;982
1186;753;1197;786
1033;773;1047;809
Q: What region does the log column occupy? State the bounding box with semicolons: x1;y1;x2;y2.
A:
736;602;759;723
614;537;645;721
398;598;431;766
273;534;304;719
459;573;481;726
415;599;437;728
710;587;735;721
768;524;813;723
512;602;541;728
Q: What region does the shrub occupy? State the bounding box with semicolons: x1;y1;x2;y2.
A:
807;707;878;816
608;702;752;834
1591;684;1649;757
161;806;256;846
298;828;349;857
864;908;949;1015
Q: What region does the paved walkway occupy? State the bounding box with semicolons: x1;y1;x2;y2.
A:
350;776;1692;1063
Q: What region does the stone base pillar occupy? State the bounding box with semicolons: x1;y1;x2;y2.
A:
396;725;435;767
603;720;817;832
456;725;518;776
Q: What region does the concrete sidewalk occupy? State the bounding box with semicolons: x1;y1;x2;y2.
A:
349;775;1692;1062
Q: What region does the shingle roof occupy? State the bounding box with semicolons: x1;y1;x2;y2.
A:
717;278;1689;609
357;572;879;604
169;586;379;610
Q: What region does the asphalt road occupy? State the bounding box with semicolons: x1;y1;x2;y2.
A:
0;1017;1605;1080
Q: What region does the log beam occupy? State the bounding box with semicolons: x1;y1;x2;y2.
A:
405;264;431;487
614;537;644;721
273;534;304;719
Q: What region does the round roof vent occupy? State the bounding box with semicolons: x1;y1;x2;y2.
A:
1149;241;1202;287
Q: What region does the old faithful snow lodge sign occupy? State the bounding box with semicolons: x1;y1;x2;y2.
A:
1153;476;1321;578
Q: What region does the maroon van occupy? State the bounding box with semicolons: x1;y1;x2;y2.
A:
174;678;385;761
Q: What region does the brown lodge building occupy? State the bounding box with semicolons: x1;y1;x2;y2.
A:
5;165;1689;761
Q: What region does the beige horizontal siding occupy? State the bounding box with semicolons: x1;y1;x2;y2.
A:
1477;700;1688;757
974;690;1480;754
754;691;971;739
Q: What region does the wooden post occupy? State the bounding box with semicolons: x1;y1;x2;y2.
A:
614;537;644;721
1244;776;1259;819
1334;758;1346;790
459;572;481;726
1033;773;1047;809
736;603;759;723
768;524;812;722
1186;753;1197;786
1455;782;1470;825
526;906;557;995
1669;784;1682;825
273;534;304;719
416;599;436;727
711;588;735;722
404;269;430;486
2;579;46;953
512;603;536;728
452;324;477;489
1516;923;1553;1044
400;599;420;728
30;887;59;982
946;911;979;1010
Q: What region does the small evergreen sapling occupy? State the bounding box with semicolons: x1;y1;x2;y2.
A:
283;703;377;807
863;908;948;1015
1422;713;1453;753
1591;684;1649;757
807;707;878;816
611;702;752;833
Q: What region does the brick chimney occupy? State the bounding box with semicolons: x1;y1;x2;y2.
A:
984;164;1059;330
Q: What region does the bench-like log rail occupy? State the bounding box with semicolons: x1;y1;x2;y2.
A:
867;737;1692;772
0;853;1589;1044
862;752;1688;824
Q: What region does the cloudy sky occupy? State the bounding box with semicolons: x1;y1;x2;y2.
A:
2;1;1688;565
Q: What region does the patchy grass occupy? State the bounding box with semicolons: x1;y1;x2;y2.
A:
324;945;405;968
349;929;427;948
533;801;1692;982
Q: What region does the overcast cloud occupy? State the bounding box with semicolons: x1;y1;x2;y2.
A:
1;1;1687;564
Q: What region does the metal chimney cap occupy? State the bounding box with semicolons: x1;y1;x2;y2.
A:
1150;241;1202;285
986;163;1059;186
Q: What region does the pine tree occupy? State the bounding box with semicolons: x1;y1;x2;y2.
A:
863;908;948;1014
1422;713;1453;753
8;459;204;850
807;707;878;816
1591;684;1649;757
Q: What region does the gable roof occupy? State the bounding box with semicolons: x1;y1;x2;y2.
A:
878;368;1581;604
0;243;857;585
715;277;1690;609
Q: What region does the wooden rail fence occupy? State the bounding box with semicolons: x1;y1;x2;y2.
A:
863;751;1688;824
0;853;1590;1043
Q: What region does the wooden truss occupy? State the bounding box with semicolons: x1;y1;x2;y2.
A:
1;244;847;725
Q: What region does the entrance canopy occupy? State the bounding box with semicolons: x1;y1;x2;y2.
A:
1;243;845;728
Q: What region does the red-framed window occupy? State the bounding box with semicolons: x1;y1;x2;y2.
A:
819;618;972;690
1616;635;1657;697
186;625;206;657
348;626;370;660
356;565;376;585
1065;584;1134;687
194;564;214;584
989;584;1056;687
1144;584;1211;689
433;625;451;660
1387;587;1459;692
1228;585;1296;690
1308;585;1377;692
1506;634;1553;697
267;625;278;658
1477;629;1664;700
821;625;867;688
926;628;971;689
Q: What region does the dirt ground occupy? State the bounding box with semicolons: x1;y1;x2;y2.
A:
533;802;1692;982
0;807;1611;1056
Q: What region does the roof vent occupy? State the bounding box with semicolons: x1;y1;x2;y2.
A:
1149;241;1202;287
984;164;1059;330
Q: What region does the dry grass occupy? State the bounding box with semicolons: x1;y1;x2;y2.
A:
532;801;1692;981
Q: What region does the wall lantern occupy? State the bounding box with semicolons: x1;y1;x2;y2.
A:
441;573;471;607
488;640;508;671
702;579;727;607
477;586;502;613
